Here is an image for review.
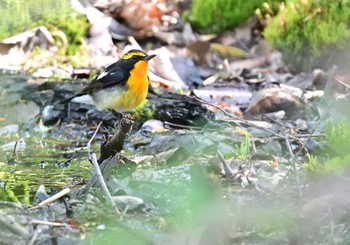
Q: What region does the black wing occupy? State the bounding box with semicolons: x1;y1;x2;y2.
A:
80;64;126;94
59;62;127;104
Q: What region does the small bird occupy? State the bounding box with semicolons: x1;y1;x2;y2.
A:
61;49;156;113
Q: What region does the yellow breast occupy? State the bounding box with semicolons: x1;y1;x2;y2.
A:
122;60;149;110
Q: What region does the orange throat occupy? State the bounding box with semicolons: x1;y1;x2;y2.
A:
123;61;149;109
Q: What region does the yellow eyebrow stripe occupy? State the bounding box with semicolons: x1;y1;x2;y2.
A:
122;51;147;59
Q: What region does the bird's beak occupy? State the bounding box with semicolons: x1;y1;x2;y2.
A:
144;54;156;61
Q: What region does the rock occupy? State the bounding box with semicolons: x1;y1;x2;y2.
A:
0;124;19;135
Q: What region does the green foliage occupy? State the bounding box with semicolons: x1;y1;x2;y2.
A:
34;13;90;55
0;0;90;55
263;0;350;70
0;0;69;39
133;100;156;121
184;0;281;33
234;130;251;159
305;122;350;175
325;121;350;156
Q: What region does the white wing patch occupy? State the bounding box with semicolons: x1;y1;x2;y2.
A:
97;71;108;80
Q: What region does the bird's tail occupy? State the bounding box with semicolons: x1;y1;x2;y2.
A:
59;95;77;104
59;93;94;106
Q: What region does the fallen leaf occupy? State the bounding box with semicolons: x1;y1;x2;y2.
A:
149;47;188;90
246;84;309;118
210;43;249;58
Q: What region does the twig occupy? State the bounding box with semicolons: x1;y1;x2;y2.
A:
192;96;244;125
29;220;79;245
74;117;130;198
28;228;39;245
87;121;103;149
284;107;328;202
164;121;201;130
60;122;103;166
89;152;117;210
30;220;74;227
284;137;294;158
60;147;87;166
192;96;298;141
29;188;70;210
74;155;120;198
12;140;18;157
86;121;118;211
0;215;29;238
217;150;235;179
293;118;323;159
333;77;350;89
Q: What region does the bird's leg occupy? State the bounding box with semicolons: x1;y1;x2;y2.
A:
111;110;123;120
110;110;124;128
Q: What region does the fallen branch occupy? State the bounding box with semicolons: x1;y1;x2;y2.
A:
0;215;29;238
30;220;74;227
217;150;235;179
99;115;133;162
84;121;116;209
29;188;70;211
89;152;117;210
74;116;132;208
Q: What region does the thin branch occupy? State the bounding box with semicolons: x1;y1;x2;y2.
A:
164;121;201;130
87;121;103;148
284;137;294;158
285;107;327;202
217;150;235;179
86;121;118;211
60;122;102;166
28;228;38;245
192;96;298;140
74;118;130;199
29;188;70;210
333;77;350;89
89;152;117;209
30;220;73;227
0;216;29;238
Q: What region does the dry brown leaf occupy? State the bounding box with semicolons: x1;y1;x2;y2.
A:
148;47;188;90
0;26;55;69
246;85;309;118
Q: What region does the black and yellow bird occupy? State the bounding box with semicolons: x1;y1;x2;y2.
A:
61;49;156;113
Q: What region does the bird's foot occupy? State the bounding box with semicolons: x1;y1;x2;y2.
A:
110;110;127;128
111;110;124;120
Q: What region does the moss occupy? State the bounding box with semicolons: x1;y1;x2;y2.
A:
305;122;350;176
262;0;350;71
184;0;281;34
132;100;156;122
34;13;90;56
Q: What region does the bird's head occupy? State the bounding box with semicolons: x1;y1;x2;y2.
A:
122;49;156;63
